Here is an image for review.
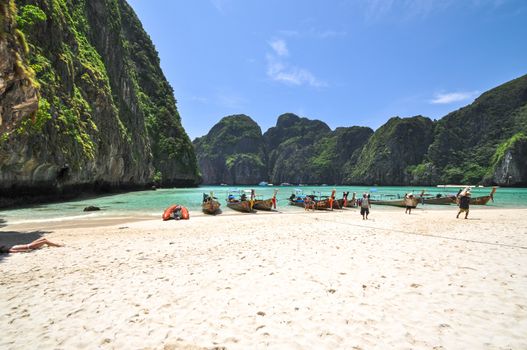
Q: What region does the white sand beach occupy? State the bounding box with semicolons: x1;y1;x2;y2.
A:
1;207;527;349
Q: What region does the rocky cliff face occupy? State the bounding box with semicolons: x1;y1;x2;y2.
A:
426;74;527;185
194;112;374;185
345;116;435;185
262;114;373;184
193;76;527;187
264;113;331;184
193;115;267;185
0;0;199;204
491;133;527;186
0;1;39;136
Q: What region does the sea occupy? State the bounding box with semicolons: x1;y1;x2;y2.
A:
1;185;526;225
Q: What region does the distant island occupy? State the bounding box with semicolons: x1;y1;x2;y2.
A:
194;74;527;187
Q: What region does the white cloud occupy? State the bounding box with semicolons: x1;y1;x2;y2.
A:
269;39;289;57
430;91;480;104
362;0;396;22
362;0;454;22
210;0;232;14
265;40;326;88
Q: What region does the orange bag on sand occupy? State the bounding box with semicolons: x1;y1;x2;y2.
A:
180;206;189;220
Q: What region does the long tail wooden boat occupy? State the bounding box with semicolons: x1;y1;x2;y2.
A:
337;191;357;208
227;200;254;212
313;197;331;210
370;196;420;208
289;194;328;210
253;189;278;211
289;198;306;207
226;189;255;213
344;192;357;207
420;195;456;205
469;187;497;205
202;192;221;214
253;198;273;210
313;189;339;210
288;189;310;208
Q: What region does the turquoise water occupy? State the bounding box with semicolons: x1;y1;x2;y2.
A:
1;185;526;225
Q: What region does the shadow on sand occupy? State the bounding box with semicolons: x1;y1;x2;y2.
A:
0;230;52;262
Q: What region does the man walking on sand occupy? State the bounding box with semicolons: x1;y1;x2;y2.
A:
360;193;370;220
457;189;471;219
404;193;414;214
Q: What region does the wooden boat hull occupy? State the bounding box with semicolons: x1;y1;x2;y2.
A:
459;187;496;205
314;202;328;210
337;198;357;207
253;198;274;211
421;196;456;205
227;201;254;213
345;199;357;207
289;200;305;208
370;197;419;208
313;199;332;210
202;200;221;214
289;198;329;210
469;196;492;205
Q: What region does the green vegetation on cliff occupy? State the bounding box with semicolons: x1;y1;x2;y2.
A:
194;75;527;186
1;0;199;197
264;113;334;184
193;115;267;185
263;114;373;184
346;116;434;185
426;74;527;185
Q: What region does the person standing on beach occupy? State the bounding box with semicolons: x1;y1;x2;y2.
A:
456;189;471;219
304;195;312;211
404;193;414;214
360;193;370;220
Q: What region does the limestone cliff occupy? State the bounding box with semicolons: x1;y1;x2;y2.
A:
345;116;435;185
490;132;527;186
426;74;527;185
0;0;199;205
193;75;527;187
193;115;267;185
263;114;373;184
264;113;331;184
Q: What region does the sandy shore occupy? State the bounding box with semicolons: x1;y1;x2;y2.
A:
1;207;527;349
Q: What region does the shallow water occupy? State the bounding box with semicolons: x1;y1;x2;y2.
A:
1;185;525;225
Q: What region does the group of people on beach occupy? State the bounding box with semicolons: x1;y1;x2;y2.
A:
299;188;471;221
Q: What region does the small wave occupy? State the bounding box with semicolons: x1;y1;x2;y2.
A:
7;212;102;225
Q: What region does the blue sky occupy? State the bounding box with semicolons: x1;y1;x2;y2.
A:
127;0;527;140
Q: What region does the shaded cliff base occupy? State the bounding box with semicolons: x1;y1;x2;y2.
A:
0;179;198;209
